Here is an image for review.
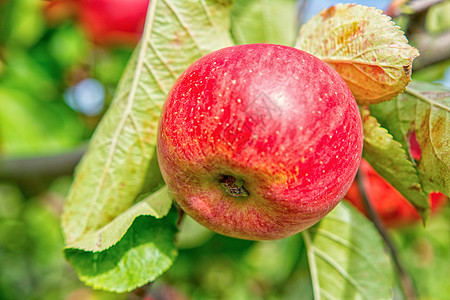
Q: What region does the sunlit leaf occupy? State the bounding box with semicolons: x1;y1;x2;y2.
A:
230;0;298;46
361;107;430;220
62;0;234;245
295;3;419;105
370;81;449;196
302;202;394;300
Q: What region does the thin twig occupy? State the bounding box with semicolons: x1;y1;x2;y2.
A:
412;31;450;71
0;144;87;179
408;0;446;13
0;144;86;196
356;171;418;300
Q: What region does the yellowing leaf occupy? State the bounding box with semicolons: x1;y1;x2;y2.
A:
66;211;178;293
295;4;419;105
370;81;450;196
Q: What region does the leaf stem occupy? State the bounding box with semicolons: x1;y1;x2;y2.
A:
356;171;417;300
176;207;185;227
405;86;450;111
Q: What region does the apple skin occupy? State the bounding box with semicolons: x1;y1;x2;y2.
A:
157;44;363;240
345;159;447;228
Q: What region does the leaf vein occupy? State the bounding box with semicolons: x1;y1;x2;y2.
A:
163;0;202;53
200;0;214;26
312;247;369;299
142;60;170;95
313;228;386;277
302;231;321;300
406;87;450;112
148;40;179;80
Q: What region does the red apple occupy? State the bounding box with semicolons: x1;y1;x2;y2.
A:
157;44;363;240
43;0;150;47
345;159;447;228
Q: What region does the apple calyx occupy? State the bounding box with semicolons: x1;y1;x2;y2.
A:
219;175;249;198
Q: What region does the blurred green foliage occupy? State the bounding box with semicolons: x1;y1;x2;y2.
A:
0;0;133;157
0;0;449;299
0;0;132;298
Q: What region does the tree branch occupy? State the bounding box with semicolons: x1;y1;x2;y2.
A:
412;31;450;70
408;0;446;13
0;144;86;180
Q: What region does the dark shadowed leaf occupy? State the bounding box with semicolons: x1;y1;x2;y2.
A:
65;210;178;293
370;81;449;196
361;107;430;220
295;3;418;105
302;202;394;300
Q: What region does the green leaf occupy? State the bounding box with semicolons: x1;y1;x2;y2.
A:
370;81;449;196
361;107;430;220
295;3;418;105
2;0;45;47
391;206;450;300
425;1;450;34
230;0;298;46
65;210;178;293
66;185;173;252
302;202;394;300
62;0;234;245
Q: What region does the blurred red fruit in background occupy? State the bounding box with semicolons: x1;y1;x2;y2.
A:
344;159;447;228
43;0;150;47
345;131;447;228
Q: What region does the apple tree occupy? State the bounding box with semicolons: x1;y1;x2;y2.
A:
60;1;449;299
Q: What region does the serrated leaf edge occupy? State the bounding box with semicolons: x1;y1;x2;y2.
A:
295;3;419;105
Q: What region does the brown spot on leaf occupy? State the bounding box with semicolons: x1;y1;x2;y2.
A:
320;6;336;20
408;182;422;192
337;21;366;50
171;32;183;47
403;63;413;79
